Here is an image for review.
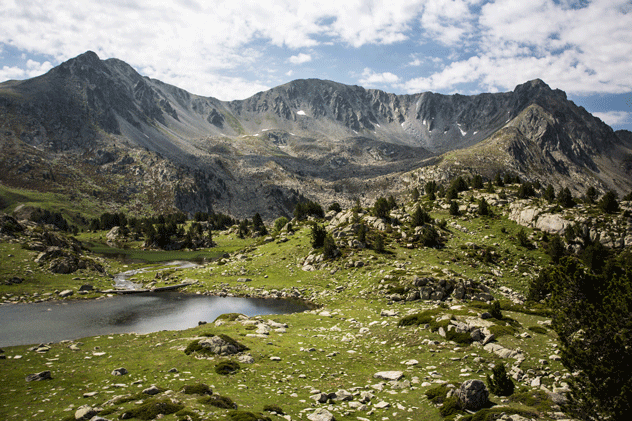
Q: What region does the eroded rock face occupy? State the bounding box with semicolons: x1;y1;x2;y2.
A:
456;379;489;410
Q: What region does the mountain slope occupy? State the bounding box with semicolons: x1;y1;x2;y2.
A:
0;51;630;219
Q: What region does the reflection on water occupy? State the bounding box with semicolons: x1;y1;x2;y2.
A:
0;292;310;347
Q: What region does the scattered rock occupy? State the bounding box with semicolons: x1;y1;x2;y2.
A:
307;408;335;421
111;367;128;376
142;385;162;395
374;371;404;381
456;379;489;410
74;405;98;420
25;371;52;382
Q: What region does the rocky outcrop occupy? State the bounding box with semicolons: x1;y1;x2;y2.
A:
456;379;489;410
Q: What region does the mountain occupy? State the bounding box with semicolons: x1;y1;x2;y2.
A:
1;51;631;219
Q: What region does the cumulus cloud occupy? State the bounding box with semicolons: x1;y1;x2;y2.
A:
0;0;631;102
592;111;631;127
289;53;312;65
359;68;400;87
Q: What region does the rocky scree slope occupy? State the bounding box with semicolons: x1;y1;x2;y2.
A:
0;51;630;219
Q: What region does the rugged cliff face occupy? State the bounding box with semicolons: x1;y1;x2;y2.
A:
0;51;630;219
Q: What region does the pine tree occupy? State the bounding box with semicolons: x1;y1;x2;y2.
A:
486;363;514;396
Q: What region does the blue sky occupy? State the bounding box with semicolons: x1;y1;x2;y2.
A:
1;0;631;130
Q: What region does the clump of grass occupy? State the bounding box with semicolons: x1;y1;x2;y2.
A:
183;339;212;356
176;409;202;421
489;324;518;338
528;325;548;335
215;360;240;375
199;394;237;409
425;384;450;404
439;395;464;417
228;410;271;421
214;313;243;322
120;398;184;420
218;334;248;352
181;383;212;395
509;390;554;412
446;329;473;345
398;309;442;327
461;407;538;421
262;404;284;414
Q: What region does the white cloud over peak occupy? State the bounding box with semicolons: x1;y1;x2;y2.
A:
359;68;400;87
289;53;312;65
592;111;631;126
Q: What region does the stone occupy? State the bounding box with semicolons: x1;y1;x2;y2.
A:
111;367;128;376
142;385;161;395
238;354;255;364
455;379;489;410
374;401;390;409
74;406;98;420
307;408;335;421
310;393;329;403
374;371;404;381
470;329;484;342
59;289;74;298
25;371;52;382
480;312;492;319
198;335;245;355
482;334;496;345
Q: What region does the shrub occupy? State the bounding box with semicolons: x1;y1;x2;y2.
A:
543;184;556;202
398;312;433;327
215;361;240;375
478;198;491;216
328;202;342;213
486;363;514;396
120;398;185;420
440;395;464;417
262;404;284;414
228;410;271;421
322;234;338;259
273;217;289;233
547;234;565;264
184;340;206;355
411;204;432;226
310;223;327;248
516;228;530;248
176;409;202;421
425;384;449;403
182;383;212;395
557;187;575;208
449;200;460;216
528;326;548;335
490;300;503;319
199;394;237;409
373;197;391;219
599;190;619;214
446;329;473;345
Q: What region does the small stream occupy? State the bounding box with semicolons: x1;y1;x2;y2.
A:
113;261;200;290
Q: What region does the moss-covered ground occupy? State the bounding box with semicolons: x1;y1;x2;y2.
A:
0;195;577;421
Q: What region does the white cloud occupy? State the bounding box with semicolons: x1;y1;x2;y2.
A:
592;111;631;127
403;0;632;95
359;68;400;87
288;53;312;65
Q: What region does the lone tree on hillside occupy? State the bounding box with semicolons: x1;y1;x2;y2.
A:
599;190;619;214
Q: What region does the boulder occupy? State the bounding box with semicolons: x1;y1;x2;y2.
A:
25;371;52;382
111;367;128;376
198;335;246;355
455;379;489;410
142;385;162;395
373;371;404;381
307;408;335;421
74;406;98;420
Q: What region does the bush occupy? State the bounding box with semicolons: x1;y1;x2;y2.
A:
486;363;514;396
440;396;464;417
425;384;449;403
398;311;434;327
547;234;565;264
199;394;237;409
328;202;342;213
120;399;185;420
322;234;338;259
262;404;284;414
478;198;491;216
273;217;289;233
228;410;271;421
215;361;240;375
528;326;548;335
490;300;503;319
599;190;619;214
182;383;212;395
310;223;327;248
516;228;530;248
446;329;473;345
449;200;460;216
184;340;208;355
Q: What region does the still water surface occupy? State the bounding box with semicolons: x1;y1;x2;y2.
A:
0;292;309;347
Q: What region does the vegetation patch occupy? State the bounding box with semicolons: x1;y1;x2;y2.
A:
262;404;284;414
460;407;538;421
527;325;548;335
227;410;272;421
181;383;212;395
215;360;240;375
199;394;237;409
120;398;185;420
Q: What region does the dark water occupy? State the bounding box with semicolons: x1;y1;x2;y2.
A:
0;292;309;347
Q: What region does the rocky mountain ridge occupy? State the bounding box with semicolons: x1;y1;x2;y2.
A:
1;51;631;219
